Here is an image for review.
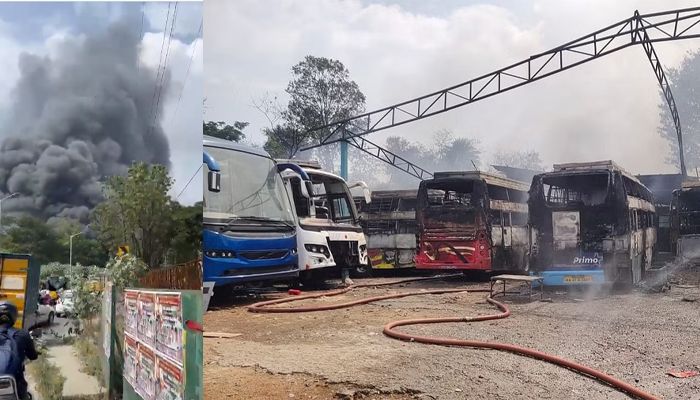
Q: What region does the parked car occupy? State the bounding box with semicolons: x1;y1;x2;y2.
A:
55;290;74;317
30;292;55;328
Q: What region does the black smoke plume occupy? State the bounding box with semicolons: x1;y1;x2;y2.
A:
0;21;171;223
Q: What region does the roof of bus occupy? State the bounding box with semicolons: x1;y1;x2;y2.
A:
681;180;700;189
203;137;271;158
275;159;323;169
431;171;530;191
552;160;637;178
304;168;346;182
364;189;418;198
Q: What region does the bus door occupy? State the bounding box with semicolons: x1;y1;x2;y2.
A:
502;212;512;248
630;210;643;284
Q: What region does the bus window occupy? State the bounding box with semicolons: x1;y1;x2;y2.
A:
332;196;353;220
490;210;502;226
511;212;528;226
503;212;512;227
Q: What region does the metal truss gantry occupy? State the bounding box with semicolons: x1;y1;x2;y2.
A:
304;7;700;178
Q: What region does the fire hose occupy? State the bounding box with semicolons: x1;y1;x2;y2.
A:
248;275;659;400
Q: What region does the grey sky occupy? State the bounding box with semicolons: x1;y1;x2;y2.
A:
0;2;202;205
204;0;700;180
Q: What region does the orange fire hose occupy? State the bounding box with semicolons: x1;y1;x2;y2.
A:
247;275;660;400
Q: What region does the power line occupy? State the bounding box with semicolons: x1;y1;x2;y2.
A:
149;2;172;127
176;164;202;200
150;2;179;137
169;19;202;125
152;2;179;124
136;2;145;74
139;2;145;38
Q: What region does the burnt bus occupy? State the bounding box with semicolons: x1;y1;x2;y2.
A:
354;190;419;271
415;171;530;272
670;181;700;263
528;161;656;286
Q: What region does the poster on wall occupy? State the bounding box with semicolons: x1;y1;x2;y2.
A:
125;290;139;336
156;356;185;400
136;344;157;400
137;292;157;347
124;334;139;387
156;293;183;363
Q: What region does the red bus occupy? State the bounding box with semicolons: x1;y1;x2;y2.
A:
415;171;530;272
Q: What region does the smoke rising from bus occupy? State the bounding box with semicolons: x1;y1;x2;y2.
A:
0;21;171;223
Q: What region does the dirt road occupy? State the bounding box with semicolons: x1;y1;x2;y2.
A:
204;271;700;399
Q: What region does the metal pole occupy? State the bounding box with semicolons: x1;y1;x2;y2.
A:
69;235;73;272
69;232;82;276
0;193;18;233
340;140;348;180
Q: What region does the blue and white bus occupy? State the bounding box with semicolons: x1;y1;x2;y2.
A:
202;138;299;308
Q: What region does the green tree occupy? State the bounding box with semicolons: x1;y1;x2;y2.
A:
263;56;366;169
491;150;544;171
385;130;481;188
167;201;202;264
204;121;248;142
91;163;174;268
659;50;700;173
51;218;109;266
0;216;63;265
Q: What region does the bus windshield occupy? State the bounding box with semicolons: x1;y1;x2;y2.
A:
677;189;700;234
418;180;478;224
542;172;609;207
204;146;295;225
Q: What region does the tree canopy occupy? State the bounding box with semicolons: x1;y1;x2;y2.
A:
491;150;544;171
204;121;248;142
262;56;366;170
659;50;700;173
385;130;481;188
91;163;174;268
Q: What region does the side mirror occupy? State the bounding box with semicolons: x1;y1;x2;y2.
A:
279;169;310;199
363;188;371;204
208;171;221;192
349;181;372;204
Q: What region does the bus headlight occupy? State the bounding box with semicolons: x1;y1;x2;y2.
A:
304;244;330;258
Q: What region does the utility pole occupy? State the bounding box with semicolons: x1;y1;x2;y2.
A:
0;193;18;232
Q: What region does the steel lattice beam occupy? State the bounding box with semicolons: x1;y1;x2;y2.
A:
344;135;433;180
302;6;700;176
634;11;687;175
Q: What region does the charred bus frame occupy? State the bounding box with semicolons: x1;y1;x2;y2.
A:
354;190;419;271
528;161;656;286
670;181;700;264
415;171;530;272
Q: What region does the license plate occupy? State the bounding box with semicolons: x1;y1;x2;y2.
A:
564;275;593;282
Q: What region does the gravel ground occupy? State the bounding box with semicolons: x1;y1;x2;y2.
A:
204;268;700;400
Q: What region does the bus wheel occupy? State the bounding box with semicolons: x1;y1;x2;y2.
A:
352;264;373;278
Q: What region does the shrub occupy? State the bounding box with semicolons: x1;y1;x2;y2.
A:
107;255;148;289
27;351;66;400
73;337;104;382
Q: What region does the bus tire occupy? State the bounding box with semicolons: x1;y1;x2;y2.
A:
352;264;372;278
